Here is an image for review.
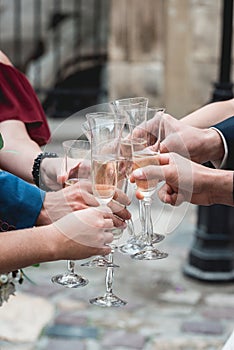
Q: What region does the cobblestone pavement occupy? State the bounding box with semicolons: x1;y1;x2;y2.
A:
1;118;234;350
1;199;234;350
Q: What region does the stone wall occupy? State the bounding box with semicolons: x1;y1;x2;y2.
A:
108;0;234;118
0;0;233;118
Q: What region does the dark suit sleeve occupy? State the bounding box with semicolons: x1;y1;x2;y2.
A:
0;171;45;230
213;116;234;170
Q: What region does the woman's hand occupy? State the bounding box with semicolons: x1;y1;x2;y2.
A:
52;206;115;259
37;179;131;227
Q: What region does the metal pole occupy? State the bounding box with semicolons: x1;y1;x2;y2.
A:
183;0;234;282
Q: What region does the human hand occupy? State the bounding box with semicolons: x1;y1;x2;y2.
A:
37;179;131;227
130;152;233;206
52;206;115;259
137;113;225;165
160;114;224;165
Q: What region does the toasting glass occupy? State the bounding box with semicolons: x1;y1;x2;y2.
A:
132;108;168;260
111;97;164;254
51;139;90;288
87;113;127;307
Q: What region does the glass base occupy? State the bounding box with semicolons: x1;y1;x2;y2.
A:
89;292;127;307
119;233;165;255
51;272;88;288
131;247;168;261
119;241;145;255
151;233;165;244
81;257;119;268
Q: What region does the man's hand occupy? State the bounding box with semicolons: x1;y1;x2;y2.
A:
137;113;225;165
130;152;233;207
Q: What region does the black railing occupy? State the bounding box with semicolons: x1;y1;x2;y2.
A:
0;0;109;117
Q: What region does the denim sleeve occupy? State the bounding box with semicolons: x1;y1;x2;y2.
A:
0;171;45;230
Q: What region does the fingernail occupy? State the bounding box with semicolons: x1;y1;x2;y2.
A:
133;169;143;177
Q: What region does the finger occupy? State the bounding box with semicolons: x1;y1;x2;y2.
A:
103;218;114;228
97;205;113;216
132;165;165;182
158;153;171;165
57;173;68;185
129;174;136;183
108;200;131;220
77;179;93;193
160;141;169;154
78;189;99;207
112;215;128;228
103;231;114;244
113;188;131;206
99;246;112;255
135;190;144;200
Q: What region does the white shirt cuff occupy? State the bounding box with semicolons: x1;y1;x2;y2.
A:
210;127;228;169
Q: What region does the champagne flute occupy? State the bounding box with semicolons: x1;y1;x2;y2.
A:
81;112;126;268
88;115;127;307
132;108;168;260
51;139;90;288
111;97;164;254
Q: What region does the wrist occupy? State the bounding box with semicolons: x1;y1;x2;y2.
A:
204;128;225;164
32;152;58;191
207;169;233;205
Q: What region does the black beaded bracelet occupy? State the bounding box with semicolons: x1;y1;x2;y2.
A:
32;152;58;189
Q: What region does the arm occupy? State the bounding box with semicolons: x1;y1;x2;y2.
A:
0;119;62;189
0;207;114;273
181;99;234;128
0;171;45;229
0;120;42;183
213;116;234;170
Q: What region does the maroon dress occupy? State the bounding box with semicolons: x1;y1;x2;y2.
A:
0;62;50;146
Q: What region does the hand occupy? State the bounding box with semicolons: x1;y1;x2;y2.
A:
135;113;225;165
37;179;131;226
130;152;233;206
160;114;224;165
52;207;115;259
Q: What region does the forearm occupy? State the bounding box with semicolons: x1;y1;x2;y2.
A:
203;168;233;206
181;99;234;128
0;120;41;183
0;225;57;273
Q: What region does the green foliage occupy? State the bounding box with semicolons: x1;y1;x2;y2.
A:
0;133;3;150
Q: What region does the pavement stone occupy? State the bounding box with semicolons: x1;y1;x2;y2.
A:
181;320;224;335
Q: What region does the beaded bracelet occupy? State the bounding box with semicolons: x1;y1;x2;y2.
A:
32;152;58;190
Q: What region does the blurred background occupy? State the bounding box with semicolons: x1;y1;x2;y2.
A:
1;2;234;349
0;0;233;119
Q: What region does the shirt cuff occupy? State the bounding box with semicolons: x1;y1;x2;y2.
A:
210;127;228;169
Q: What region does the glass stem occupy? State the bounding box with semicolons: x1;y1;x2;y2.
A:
67;260;75;274
105;253;114;294
143;198;153;246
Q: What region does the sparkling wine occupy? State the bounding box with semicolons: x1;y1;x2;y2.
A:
117;138;147;181
92;157;117;204
133;150;160;193
120;138;147;158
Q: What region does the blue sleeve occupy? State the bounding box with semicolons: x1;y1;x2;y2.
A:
213;116;234;170
0;171;45;230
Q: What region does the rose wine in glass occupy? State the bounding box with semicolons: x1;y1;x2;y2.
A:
88;115;127;307
51;140;90;288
